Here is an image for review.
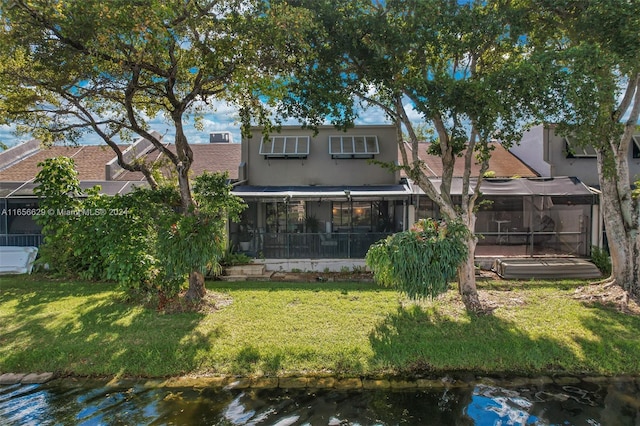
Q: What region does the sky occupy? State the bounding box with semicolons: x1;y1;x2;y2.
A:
0;99;423;149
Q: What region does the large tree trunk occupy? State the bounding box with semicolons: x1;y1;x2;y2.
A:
173;116;206;302
184;271;206;303
598;173;640;296
458;219;483;313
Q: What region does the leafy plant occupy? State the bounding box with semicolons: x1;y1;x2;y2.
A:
156;172;245;297
33;157;82;274
366;218;469;299
34;159;245;303
220;250;253;267
352;265;366;273
590;246;611;277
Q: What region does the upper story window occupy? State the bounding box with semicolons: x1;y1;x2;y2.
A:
259;136;310;158
632;135;640;159
329;136;380;159
564;137;597;158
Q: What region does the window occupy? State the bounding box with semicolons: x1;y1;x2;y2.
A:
266;200;306;233
564;137;597;158
329;136;380;158
331;200;394;232
633;135;640;159
260;136;310;158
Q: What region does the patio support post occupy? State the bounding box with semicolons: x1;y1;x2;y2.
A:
403;199;408;231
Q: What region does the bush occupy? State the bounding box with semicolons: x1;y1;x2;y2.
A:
590;246;611;276
366;218;469;299
34;159;245;301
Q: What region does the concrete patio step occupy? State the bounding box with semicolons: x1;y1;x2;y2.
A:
220;264;273;282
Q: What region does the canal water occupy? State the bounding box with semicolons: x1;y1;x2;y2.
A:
1;377;639;425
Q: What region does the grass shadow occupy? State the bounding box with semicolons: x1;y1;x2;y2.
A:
0;275;218;377
368;301;621;377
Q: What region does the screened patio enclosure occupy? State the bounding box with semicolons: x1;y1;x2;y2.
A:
0;180;146;248
230;184;411;259
414;177;599;257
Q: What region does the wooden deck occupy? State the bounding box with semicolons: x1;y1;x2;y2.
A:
491;257;601;280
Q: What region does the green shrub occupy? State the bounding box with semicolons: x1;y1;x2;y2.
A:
220;250;253;267
33;157;82;275
34;159;245;300
366;218;468;299
590;246;611;276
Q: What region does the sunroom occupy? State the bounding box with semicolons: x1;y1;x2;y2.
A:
230;184;412;259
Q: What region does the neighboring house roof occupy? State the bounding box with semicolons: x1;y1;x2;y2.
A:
116;143;241;181
400;141;538;178
0;141;241;183
0;145;122;181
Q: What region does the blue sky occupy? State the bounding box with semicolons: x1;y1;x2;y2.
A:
1;99;423;149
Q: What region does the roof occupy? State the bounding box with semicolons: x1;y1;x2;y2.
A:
115;143;241;181
0;180;147;198
416;176;596;196
400;141;538;178
232;184;411;200
0;141;241;183
0;145;122;181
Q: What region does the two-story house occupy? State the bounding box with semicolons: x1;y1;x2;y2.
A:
230;125;600;272
230;125;411;269
510;124;640;187
1;124;601;273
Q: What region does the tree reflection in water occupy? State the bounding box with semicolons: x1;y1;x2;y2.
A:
1;378;638;425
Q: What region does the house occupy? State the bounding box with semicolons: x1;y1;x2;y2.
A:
0;133;240;247
229;125;411;270
1;124;600;272
510;124;640;187
228;125;599;272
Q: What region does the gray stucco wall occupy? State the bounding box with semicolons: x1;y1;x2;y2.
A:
242;125;400;186
511;124;640;187
509;125;551;177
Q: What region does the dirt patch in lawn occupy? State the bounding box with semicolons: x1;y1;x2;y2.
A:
156;291;233;314
572;281;640;316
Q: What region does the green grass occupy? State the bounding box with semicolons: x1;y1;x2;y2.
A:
1;275;639;378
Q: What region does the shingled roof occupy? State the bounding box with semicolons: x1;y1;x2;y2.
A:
0;141;241;183
116;143;241;181
400;141;537;178
0;144;124;181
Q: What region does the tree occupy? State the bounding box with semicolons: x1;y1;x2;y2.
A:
0;0;312;301
526;0;640;295
275;0;554;312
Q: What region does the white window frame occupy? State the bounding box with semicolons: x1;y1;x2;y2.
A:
564;137;597;158
329;135;380;158
632;135;640;159
259;136;310;158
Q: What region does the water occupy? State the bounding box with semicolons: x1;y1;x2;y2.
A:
1;377;639;425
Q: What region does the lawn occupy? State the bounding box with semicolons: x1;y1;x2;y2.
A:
1;275;639;379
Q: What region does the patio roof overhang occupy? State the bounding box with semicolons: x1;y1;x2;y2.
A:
232;184;412;201
413;176;597;196
0;180;149;198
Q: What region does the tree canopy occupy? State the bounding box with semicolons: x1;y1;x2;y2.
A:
0;0;315;300
272;0;558;312
521;0;640;294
